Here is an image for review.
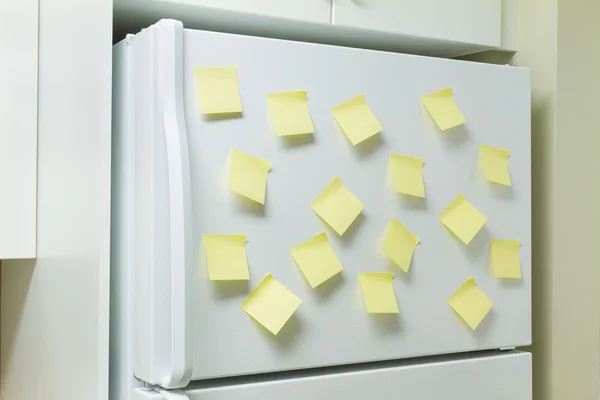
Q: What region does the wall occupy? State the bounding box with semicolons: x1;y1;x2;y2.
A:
462;0;600;398
0;0;112;399
553;1;600;398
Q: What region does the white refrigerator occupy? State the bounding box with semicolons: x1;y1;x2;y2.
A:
110;19;532;400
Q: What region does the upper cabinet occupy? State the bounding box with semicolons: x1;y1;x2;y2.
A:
0;0;38;259
114;0;514;58
332;0;501;48
177;0;331;24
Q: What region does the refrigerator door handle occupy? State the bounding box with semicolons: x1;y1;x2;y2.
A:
157;19;194;389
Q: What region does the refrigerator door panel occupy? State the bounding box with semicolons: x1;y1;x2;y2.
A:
135;352;532;400
111;37;139;400
116;19;531;385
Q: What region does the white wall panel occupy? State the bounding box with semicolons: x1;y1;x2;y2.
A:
0;0;112;399
0;0;38;258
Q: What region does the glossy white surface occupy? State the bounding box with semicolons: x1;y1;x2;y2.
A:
332;0;501;48
0;0;112;398
0;0;38;258
135;352;532;400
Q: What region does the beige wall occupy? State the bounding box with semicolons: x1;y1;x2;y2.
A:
463;0;600;398
553;1;600;398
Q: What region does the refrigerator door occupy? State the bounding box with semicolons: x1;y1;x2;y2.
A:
114;20;531;387
133;352;532;400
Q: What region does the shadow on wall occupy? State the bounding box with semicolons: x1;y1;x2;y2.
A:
460;49;555;400
0;260;36;380
522;88;554;400
455;50;515;65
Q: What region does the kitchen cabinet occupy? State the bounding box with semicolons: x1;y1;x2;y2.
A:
0;0;38;258
115;0;512;58
165;0;331;24
332;0;501;48
0;0;112;398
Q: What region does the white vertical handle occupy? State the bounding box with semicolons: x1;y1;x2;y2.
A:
157;19;194;389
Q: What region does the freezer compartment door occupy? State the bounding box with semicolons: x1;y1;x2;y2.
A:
120;18;531;385
135;352;531;400
182;26;531;379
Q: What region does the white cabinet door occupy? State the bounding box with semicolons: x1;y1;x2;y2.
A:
0;0;38;258
332;0;501;48
133;352;532;400
166;0;331;24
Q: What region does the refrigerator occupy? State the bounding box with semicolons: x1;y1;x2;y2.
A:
110;19;532;400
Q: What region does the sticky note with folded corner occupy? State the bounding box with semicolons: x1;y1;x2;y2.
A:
358;272;399;314
490;239;522;279
228;149;271;204
290;232;344;288
479;144;512;186
242;274;302;335
267;91;314;136
383;218;420;273
311;177;364;236
421;88;466;130
331;94;383;145
439;193;487;245
448;277;493;330
203;234;249;280
390;153;425;198
193;67;242;115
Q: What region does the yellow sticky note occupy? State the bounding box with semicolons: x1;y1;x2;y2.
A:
228;149;271;204
491;239;521;279
439;193;487;245
332;94;383;145
448;277;493;330
203;234;249;280
242;274;302;335
383;218;420;273
390;153;425;198
193;67;242;115
267;91;314;136
291;232;344;288
311;177;364;236
480;144;512;186
421;88;466;130
358;272;399;314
